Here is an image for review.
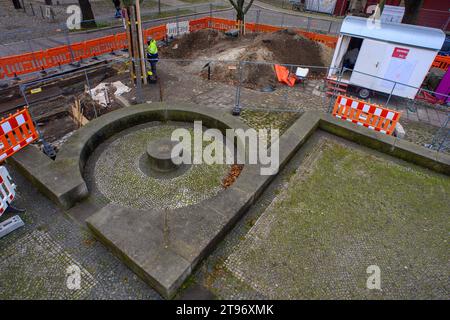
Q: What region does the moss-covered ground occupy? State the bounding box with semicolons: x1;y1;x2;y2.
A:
92;123;230;210
223;138;450;299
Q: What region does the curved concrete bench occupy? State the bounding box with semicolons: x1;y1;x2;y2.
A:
10;103;252;209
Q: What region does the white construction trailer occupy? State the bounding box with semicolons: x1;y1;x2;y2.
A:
328;16;446;99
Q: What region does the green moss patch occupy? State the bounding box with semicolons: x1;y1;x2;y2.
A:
225;139;450;299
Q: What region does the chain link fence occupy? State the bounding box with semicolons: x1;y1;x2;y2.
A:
10;55;448;156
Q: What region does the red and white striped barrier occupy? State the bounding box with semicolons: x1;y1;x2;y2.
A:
0;165;16;216
0;107;39;162
332;95;401;135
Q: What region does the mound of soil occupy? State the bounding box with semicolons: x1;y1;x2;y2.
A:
162;29;226;59
253;29;325;66
161;29;331;88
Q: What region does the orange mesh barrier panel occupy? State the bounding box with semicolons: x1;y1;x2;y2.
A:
209;17;237;31
332;95;401;135
0;107;38;162
189;17;210;32
432;55;450;71
0;17;338;79
45;45;72;67
143;25;167;41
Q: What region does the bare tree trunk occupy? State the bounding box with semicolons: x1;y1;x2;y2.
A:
228;0;254;34
79;0;96;29
12;0;22;9
402;0;424;25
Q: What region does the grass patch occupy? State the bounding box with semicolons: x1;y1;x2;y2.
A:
226;139;450;299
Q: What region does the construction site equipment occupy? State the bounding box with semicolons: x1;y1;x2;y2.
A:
0;215;24;238
0;107;39;162
326;78;348;97
328;16;446;100
332;94;401;135
295;67;309;86
0;166;16;216
275;64;297;87
432;55;450;72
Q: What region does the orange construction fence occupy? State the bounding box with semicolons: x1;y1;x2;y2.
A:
332;95;401;136
1;16;447;80
0;107;39;162
0;17;339;80
432;55;450;71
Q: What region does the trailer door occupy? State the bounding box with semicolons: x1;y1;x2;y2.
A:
349;38;389;91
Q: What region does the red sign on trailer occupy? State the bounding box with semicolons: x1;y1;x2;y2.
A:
392;47;410;59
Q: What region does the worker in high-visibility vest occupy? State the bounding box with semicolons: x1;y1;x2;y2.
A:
146;36;159;79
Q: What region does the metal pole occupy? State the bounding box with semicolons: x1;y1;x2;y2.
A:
64;24;77;66
84;70;97;118
281;13;285;28
255;10;260;33
386;82;396;106
209;3;213;24
232;61;244;115
176;8;179;37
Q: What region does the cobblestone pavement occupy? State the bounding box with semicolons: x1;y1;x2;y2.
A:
0;165;162;300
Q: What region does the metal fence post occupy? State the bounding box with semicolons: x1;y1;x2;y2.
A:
386;82;396;106
63;23;77;66
84;70;97;118
175;8;179;37
232;60;244;115
281;13;285;28
209;3;212;26
255;10;260;33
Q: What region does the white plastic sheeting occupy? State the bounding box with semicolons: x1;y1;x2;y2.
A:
87;81;131;107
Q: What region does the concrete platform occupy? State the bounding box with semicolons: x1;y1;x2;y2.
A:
8;104;450;298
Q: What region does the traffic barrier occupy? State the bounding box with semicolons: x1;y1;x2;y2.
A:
209;17;238;31
0;107;39;161
45;45;72;67
432;55;450;71
143;25;167;41
0;17;339;79
0;165;16;216
189;17;210;32
332;95;401;135
275;64;297;87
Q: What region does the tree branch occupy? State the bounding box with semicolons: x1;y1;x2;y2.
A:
243;0;255;14
228;0;239;11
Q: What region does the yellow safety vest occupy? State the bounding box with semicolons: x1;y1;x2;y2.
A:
147;40;158;55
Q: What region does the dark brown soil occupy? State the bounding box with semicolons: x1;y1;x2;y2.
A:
161;29;326;88
257;29;324;66
161;29;227;59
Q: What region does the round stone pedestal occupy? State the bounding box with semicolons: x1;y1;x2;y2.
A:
146;138;181;173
